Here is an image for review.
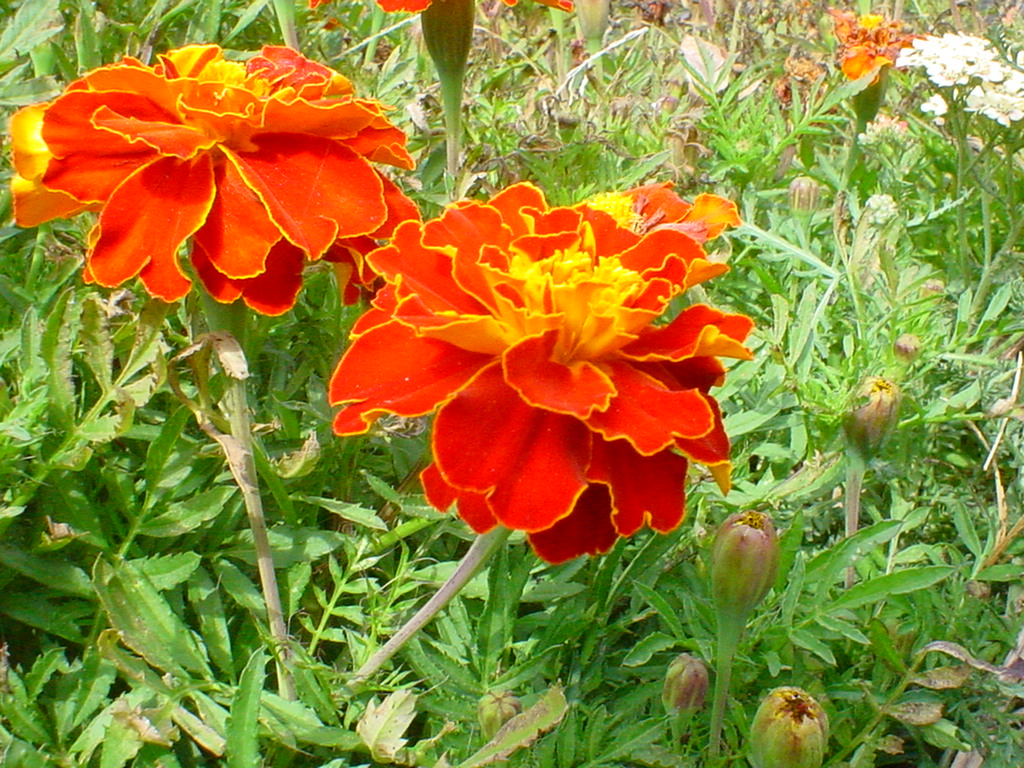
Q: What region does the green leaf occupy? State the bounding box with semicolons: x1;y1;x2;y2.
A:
621;632;678;667
632;581;686;643
80;295;114;396
227;651;265;768
139;486;237;537
0;546;91;597
825;566;955;614
457;686;568;768
188;566;234;678
302;495;388;531
133;552;202;590
93;559;211;676
0;0;62;66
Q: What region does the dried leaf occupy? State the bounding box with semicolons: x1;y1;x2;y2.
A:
913;665;972;690
357;690;418;763
208;332;249;380
889;700;943;726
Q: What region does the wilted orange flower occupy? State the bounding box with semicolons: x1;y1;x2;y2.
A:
10;44;417;314
330;182;752;563
829;9;915;81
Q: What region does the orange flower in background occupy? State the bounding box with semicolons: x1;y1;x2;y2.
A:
330;182;752;564
590;183;741;243
10;44;417;315
829;9;915;81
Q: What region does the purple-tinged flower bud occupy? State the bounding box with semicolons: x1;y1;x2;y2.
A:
662;653;709;713
749;687;829;768
788;176;821;215
844;376;901;459
478;691;521;739
893;334;921;363
710;511;780;630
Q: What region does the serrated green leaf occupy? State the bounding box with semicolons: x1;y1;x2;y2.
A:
227;651;265;768
302;495;387;531
457;686;568;768
621;632;677;667
133;552;202;590
140;486;236;537
188;566;234;678
0;0;62;64
93;559;211;676
80;296;114;395
357;690;418;763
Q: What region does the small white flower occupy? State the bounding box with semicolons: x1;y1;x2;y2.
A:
921;93;948;116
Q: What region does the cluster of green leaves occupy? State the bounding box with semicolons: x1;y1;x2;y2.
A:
2;0;1024;766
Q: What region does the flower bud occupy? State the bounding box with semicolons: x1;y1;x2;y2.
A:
893;334;921;363
710;511;779;630
749;687;829;768
788;176;821;215
477;691;521;739
662;653;709;713
843;376;901;459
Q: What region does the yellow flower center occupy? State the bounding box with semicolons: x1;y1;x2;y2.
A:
506;242;645;360
858;14;884;29
585;192;643;232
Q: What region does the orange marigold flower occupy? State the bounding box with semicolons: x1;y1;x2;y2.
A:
10;44;418;315
829;9;915;81
588;183;741;243
329;182;753;564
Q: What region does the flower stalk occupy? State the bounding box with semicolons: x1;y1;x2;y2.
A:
352;526;511;683
200;296;295;701
420;0;474;186
271;0;300;50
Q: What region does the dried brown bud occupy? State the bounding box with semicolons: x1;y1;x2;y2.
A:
893;334;921;363
844;376;901;459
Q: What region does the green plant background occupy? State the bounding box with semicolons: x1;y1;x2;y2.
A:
1;0;1023;766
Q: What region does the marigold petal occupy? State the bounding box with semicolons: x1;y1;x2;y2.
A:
503;331;615;417
622;305;754;362
192;155;282;279
685;194;741;239
91;104;214;159
88;154;215;301
656;357;728;391
230;134;386;259
368;174;420;238
40;91;166;203
377;0;432;10
369;221;489;316
629;182;692;223
195;240;306;316
11;104;51;181
12;173;93;227
485;182;549;237
617;227;698;282
432;365;591;531
585;362;715;455
421;463;499;533
673;396;731;469
526;486;618;564
347;122;415;170
158;45;223;78
588;438;689;537
192;241;242;305
579;206;643;260
260;97;377;139
330;321;491;434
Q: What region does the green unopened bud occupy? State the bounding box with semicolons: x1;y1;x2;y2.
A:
662;653;709;713
893;334;921;363
788;176;821;215
843;376;901;459
710;511;780;630
575;0;611;49
749;687;829;768
477;691;521;739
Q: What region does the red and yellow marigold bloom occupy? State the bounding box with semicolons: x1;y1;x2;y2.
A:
330;182;752;563
10;44;417;315
829;9;916;81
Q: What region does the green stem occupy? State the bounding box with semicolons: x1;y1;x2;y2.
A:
708;616;742;762
200;295;295;701
271;0;300;50
421;0;474;189
844;454;866;589
352;527;511;683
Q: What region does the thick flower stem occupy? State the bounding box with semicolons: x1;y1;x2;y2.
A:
353;527;511;683
708;618;742;762
420;0;474;187
271;0;300;51
200;296;295;701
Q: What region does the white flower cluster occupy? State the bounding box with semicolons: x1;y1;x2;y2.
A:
897;33;1024;126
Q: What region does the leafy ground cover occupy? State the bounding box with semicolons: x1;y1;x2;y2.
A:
1;0;1023;766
